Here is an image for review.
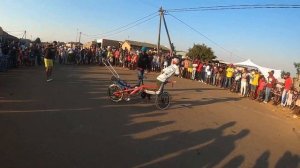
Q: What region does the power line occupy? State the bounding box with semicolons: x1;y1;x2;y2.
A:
3;29;24;33
135;0;159;9
82;11;157;37
168;13;245;60
7;32;24;36
82;14;158;40
167;4;300;12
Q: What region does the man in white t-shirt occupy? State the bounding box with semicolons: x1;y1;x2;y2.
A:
205;64;211;84
157;58;180;88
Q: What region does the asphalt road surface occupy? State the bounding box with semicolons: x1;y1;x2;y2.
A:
1;64;300;168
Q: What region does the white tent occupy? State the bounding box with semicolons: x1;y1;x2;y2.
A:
234;59;282;79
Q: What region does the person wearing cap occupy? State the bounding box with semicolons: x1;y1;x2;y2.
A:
281;72;293;106
264;70;276;103
136;46;151;86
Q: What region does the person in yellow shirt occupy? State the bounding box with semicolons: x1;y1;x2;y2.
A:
225;64;235;88
250;69;260;98
107;46;113;63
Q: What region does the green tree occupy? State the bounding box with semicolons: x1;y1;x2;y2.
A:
281;70;286;78
187;44;216;61
294;62;300;80
34;37;41;44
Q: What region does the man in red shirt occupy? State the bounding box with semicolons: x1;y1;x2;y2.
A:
196;61;203;82
281;72;293;106
264;70;276;103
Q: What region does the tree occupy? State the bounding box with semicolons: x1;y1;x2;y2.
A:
294;62;300;80
186;44;216;61
281;70;286;79
34;37;41;44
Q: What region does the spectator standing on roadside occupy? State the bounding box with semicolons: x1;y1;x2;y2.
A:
257;76;266;100
196;61;203;82
264;70;276;103
240;69;248;96
225;64;235;88
205;63;211;84
212;64;218;86
250;70;260;97
191;58;199;80
281;72;293;106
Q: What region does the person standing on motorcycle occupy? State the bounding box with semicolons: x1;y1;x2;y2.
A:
281;72;293;106
137;47;151;86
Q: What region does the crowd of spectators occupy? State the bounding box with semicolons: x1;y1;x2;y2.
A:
177;57;299;113
1;41;299;114
101;47;300;113
0;40;43;71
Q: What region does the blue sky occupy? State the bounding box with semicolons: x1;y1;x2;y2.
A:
1;0;299;75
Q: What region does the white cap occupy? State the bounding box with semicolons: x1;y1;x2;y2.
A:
172;58;180;64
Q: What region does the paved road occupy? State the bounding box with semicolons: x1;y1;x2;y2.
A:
1;64;300;168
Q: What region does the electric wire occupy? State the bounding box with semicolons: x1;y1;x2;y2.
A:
82;14;158;40
81;11;157;37
168;13;245;60
167;4;300;13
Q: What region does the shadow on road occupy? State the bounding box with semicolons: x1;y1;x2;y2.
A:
0;65;299;168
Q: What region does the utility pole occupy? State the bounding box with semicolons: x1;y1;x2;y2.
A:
162;13;174;56
157;7;163;55
157;7;174;56
22;30;27;39
75;29;78;42
79;32;82;43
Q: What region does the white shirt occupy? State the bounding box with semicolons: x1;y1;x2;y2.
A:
205;65;210;73
157;64;180;82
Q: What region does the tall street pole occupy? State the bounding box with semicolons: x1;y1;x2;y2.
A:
162;13;173;56
79;32;82;44
157;7;163;55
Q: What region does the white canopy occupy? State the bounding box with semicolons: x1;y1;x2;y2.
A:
234;59;282;79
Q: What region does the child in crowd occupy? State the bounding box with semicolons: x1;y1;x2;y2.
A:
257;76;266;100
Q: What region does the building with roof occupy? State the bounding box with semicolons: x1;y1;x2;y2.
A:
66;42;83;48
0;27;18;43
96;39;121;49
121;40;169;53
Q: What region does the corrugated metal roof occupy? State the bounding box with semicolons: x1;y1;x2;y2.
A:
0;27;18;40
124;40;169;51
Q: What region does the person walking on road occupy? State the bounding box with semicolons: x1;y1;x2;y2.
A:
44;41;57;82
137;47;151;86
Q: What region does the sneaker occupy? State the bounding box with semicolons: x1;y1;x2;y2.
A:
46;79;52;82
125;97;130;101
263;101;268;104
